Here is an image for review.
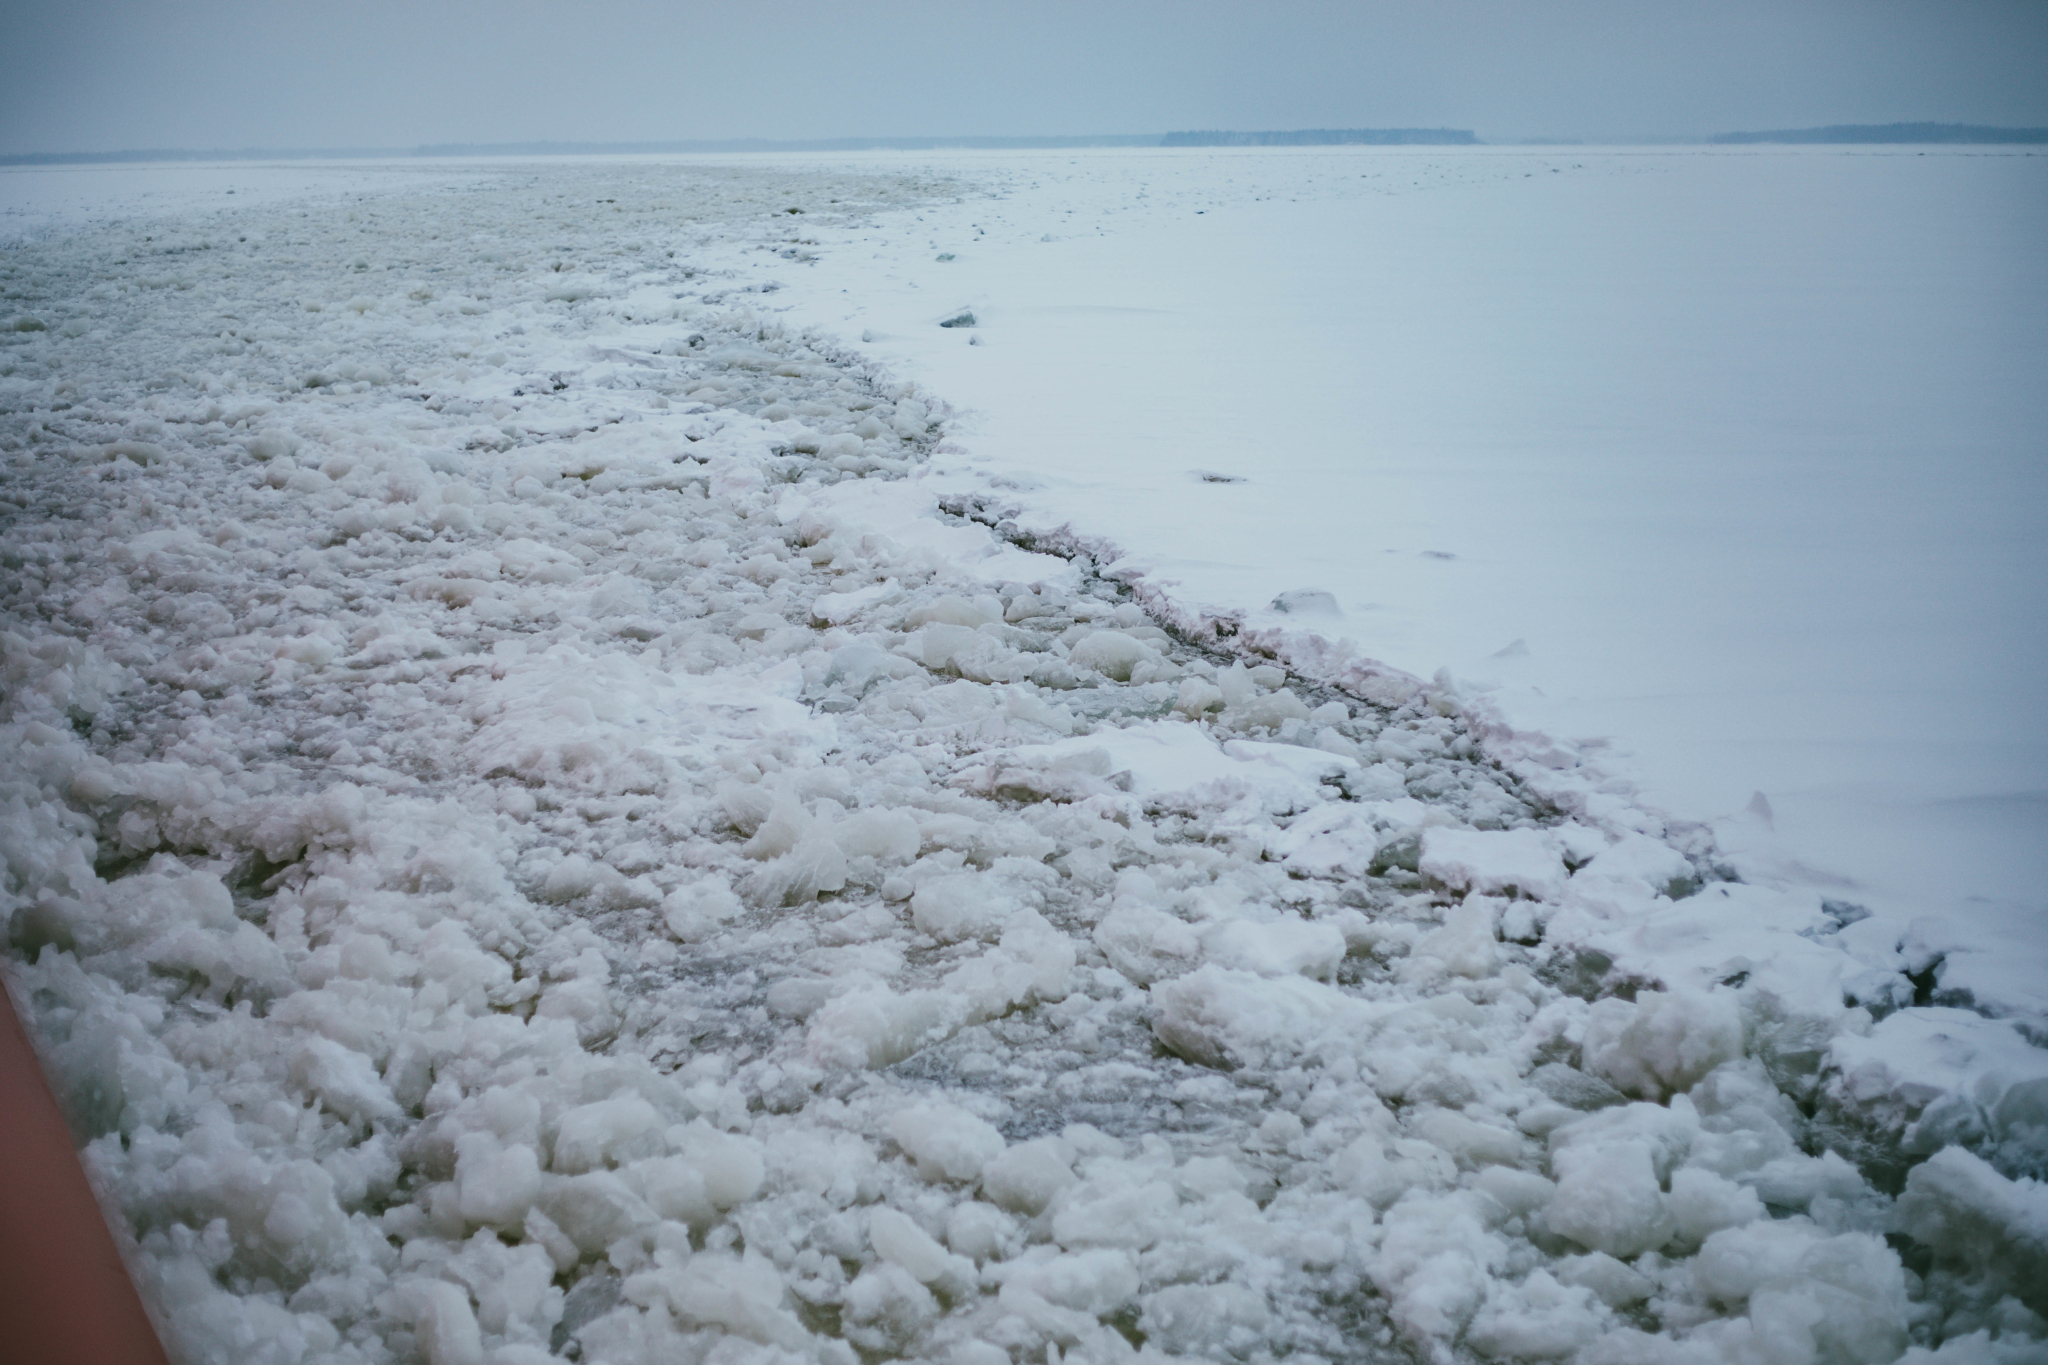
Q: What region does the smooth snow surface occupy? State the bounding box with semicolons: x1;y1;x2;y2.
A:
2;153;2045;1365
753;146;2048;1024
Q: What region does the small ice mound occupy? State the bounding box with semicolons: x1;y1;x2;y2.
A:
1006;1247;1143;1325
1580;990;1746;1100
1894;1146;2048;1321
937;310;976;328
910;872;1016;943
1418;826;1567;901
1577;832;1699;900
833;807;922;863
242;429;300;461
1334;1134;1457;1209
1173;676;1226;717
738;797;848;905
1403;896;1502;979
1270;588;1340;616
1546;1134;1677;1259
1824;1007;2048;1181
1094;903;1202;985
453;1133;545;1226
659;876;743;942
889;1103;1005;1183
1684;1221;1914;1363
905;593;1003;628
982;1136;1079;1214
1067;628;1173;684
1491;637;1530;658
1140;1281;1271;1358
620;1250;812;1352
551;1095;664;1173
1463;1271;1605;1361
869;1206;973;1291
1148;963;1365;1070
290;1037;403;1125
807;986;952;1071
1200;916;1346;980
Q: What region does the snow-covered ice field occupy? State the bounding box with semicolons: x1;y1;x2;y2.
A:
746;145;2048;1021
1;150;2045;1365
0;160;486;238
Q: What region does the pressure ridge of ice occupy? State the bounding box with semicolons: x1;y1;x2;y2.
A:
1;162;2045;1365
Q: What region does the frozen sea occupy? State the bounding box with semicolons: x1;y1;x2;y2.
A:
3;149;2046;1365
742;144;2048;1018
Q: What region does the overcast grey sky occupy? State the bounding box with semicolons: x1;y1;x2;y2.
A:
2;0;2045;154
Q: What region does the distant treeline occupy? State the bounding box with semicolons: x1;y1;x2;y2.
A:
1711;123;2048;145
1160;128;1478;147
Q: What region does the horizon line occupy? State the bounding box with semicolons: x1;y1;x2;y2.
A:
6;122;2044;167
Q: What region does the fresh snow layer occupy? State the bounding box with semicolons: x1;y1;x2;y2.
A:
0;155;2044;1365
745;145;2048;1027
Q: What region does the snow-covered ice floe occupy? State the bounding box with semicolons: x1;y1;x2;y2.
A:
1;158;2044;1365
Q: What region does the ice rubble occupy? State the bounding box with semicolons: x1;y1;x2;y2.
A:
1;161;2045;1365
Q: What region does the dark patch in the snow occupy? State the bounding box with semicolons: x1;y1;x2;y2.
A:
1807;1110;1923;1197
552;1270;622;1358
1368;833;1422;877
1821;899;1873;930
1539;946;1645;1003
224;848;303;919
1420;549;1456;559
1886;1231;1936;1280
1907;954;1945;1008
937;311;976;328
1529;1061;1629;1111
1664;871;1704;901
1756;1013;1842;1117
6;899;74;957
1195;470;1245;483
1295;1284;1410;1362
90;836;178;885
1403;763;1458;800
887;1006;1267;1144
1802;898;1874;944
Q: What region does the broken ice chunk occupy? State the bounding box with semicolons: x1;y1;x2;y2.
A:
911;872;1017;943
890;1103;1005;1183
1580;990;1745;1101
1271;588;1339;615
1418;826;1567;900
